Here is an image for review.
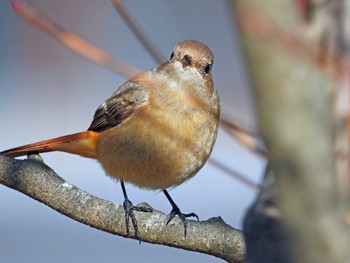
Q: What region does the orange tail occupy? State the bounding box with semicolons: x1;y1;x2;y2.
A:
1;131;99;159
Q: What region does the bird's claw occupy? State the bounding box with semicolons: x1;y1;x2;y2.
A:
166;206;199;237
123;198;152;243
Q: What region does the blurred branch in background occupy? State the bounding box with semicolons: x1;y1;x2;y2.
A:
110;0;165;64
11;0;139;78
220;118;267;158
0;154;245;263
233;0;350;262
210;157;259;189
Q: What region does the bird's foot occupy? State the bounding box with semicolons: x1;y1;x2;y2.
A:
166;206;199;237
123;198;152;243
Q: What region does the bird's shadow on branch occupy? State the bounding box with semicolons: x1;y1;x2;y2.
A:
0;154;244;263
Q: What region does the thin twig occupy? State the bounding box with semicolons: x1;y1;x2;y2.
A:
220;119;268;157
209;158;260;189
11;0;139;78
110;0;165;64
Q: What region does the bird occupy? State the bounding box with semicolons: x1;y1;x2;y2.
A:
1;40;220;241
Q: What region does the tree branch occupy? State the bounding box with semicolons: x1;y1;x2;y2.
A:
0;154;244;263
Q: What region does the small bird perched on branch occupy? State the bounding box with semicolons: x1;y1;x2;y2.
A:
1;40;220;241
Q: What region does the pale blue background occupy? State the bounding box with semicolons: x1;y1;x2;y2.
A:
0;0;265;262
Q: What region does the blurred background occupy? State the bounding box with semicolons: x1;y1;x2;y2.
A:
0;0;265;262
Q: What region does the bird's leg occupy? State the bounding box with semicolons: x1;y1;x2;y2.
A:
163;190;199;237
121;181;152;242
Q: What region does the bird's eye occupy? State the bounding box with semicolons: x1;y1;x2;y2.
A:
170;52;174;60
204;62;212;75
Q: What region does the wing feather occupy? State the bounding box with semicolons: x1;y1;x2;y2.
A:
88;81;148;132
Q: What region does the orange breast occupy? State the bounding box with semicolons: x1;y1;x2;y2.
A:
95;95;218;190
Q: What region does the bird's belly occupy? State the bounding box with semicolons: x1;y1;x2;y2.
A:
95;110;216;190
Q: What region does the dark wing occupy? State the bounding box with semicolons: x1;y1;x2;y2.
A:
88;81;148;132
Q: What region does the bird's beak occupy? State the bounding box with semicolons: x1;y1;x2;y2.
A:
181;55;192;67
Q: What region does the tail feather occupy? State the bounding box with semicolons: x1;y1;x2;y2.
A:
1;131;99;159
